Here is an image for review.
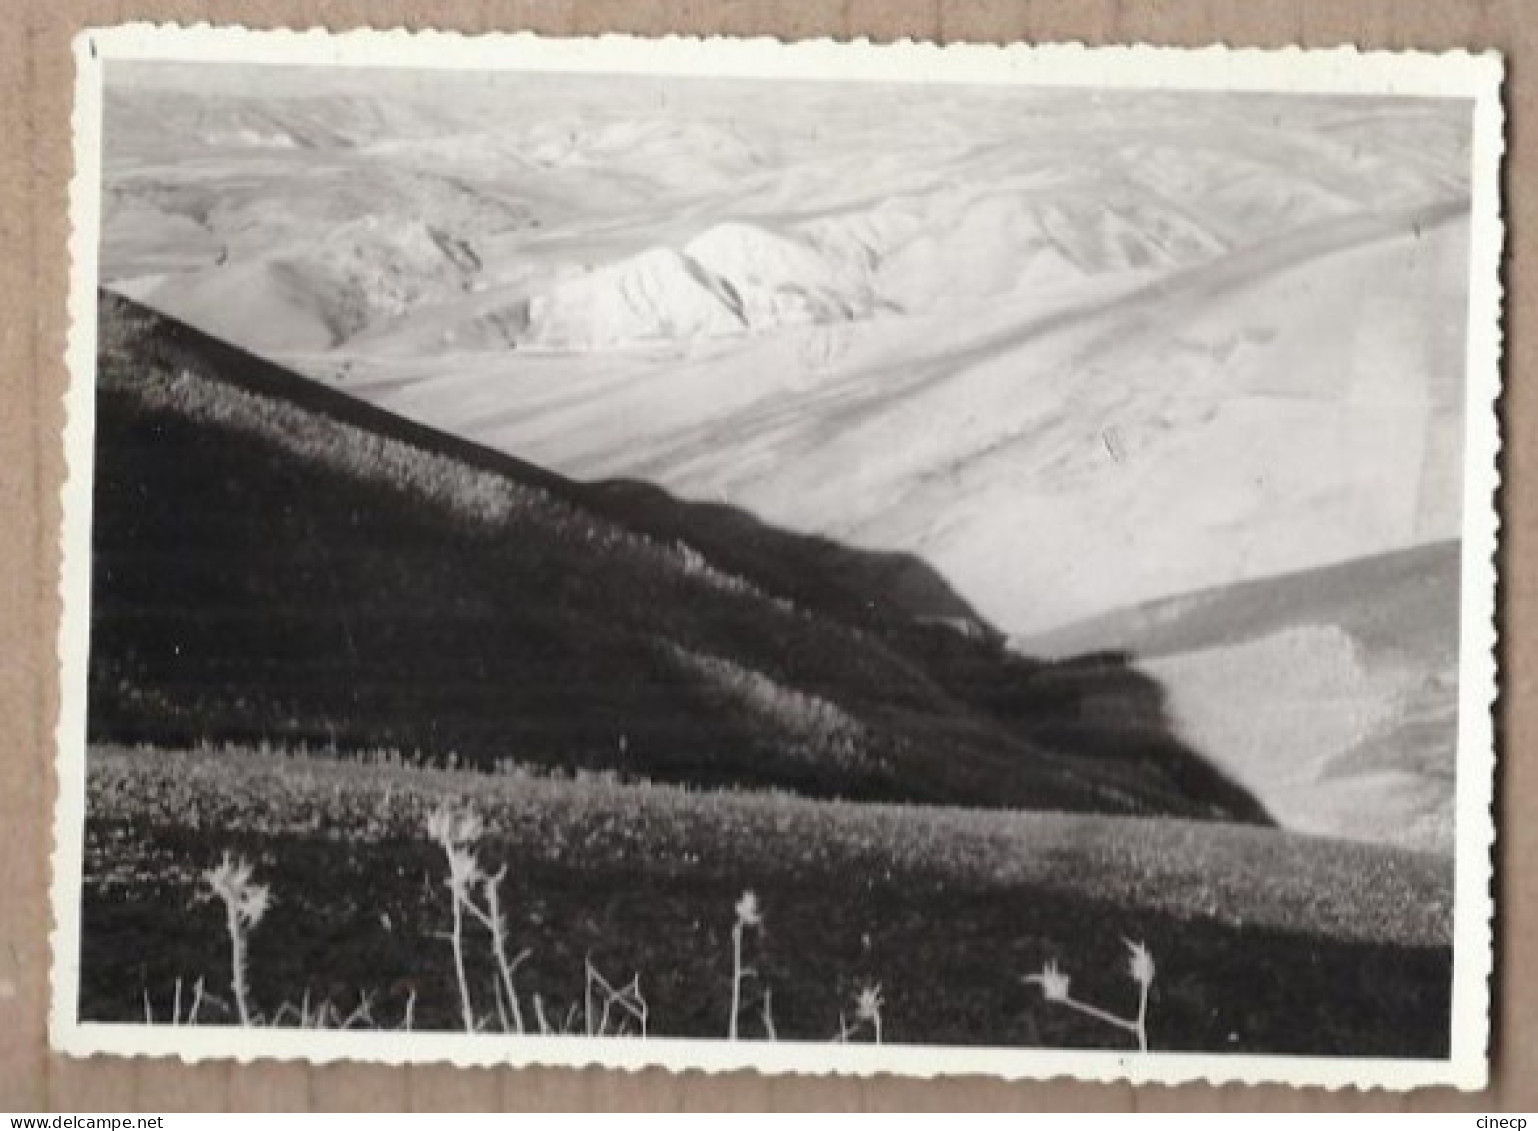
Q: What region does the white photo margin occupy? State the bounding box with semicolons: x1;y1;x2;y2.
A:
51;23;1506;1091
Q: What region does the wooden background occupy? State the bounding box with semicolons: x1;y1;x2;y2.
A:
1;0;1530;1112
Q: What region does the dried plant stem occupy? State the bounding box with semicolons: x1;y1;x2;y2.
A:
494;936;529;1034
203;854;269;1028
729;920;744;1041
492;974;511;1034
427;804;485;1033
584;955;596;1036
341;990;376;1029
223;896;252;1025
1054;993;1140;1040
188;978;205;1026
469;868;528;1035
582;959;647;1038
1028;943;1156;1053
448;885;475;1033
632;977;649;1039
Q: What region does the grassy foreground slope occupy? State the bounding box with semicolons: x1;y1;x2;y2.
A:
90;291;1264;822
82;746;1452;1053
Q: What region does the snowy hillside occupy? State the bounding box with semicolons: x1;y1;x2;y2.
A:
1021;542;1462;854
101;68;1473;640
97;67;1476;851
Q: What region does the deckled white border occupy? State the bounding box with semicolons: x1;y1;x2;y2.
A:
51;24;1506;1092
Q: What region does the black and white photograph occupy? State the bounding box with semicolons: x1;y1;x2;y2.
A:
51;28;1502;1087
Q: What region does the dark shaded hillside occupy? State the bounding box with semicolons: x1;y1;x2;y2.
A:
582;479;996;641
88;290;1267;822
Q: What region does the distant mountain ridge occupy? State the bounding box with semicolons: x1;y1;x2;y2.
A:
101;79;1472;639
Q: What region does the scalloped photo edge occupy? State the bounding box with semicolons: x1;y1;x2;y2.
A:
50;24;1504;1090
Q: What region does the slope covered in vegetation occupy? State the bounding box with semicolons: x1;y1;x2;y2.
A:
90;291;1265;822
81;745;1451;1053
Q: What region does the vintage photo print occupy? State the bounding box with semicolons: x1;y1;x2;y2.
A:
51;26;1503;1089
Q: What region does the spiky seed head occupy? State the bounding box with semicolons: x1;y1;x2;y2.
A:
1027;960;1071;1003
427;803;483;850
855;983;884;1021
734;890;762;927
1124;939;1156;986
204;851;249;893
426;805;453;847
203;852;271;928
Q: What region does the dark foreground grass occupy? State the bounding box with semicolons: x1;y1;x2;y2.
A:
80;746;1452;1056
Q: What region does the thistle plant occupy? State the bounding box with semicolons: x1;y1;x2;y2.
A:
728;889;762;1041
1025;939;1157;1052
832;983;885;1043
428;803;483;1032
203;853;270;1026
427;802;533;1034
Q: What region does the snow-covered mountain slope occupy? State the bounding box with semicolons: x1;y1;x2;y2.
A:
282;200;1469;642
100;69;1474;642
1021;542;1461;854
